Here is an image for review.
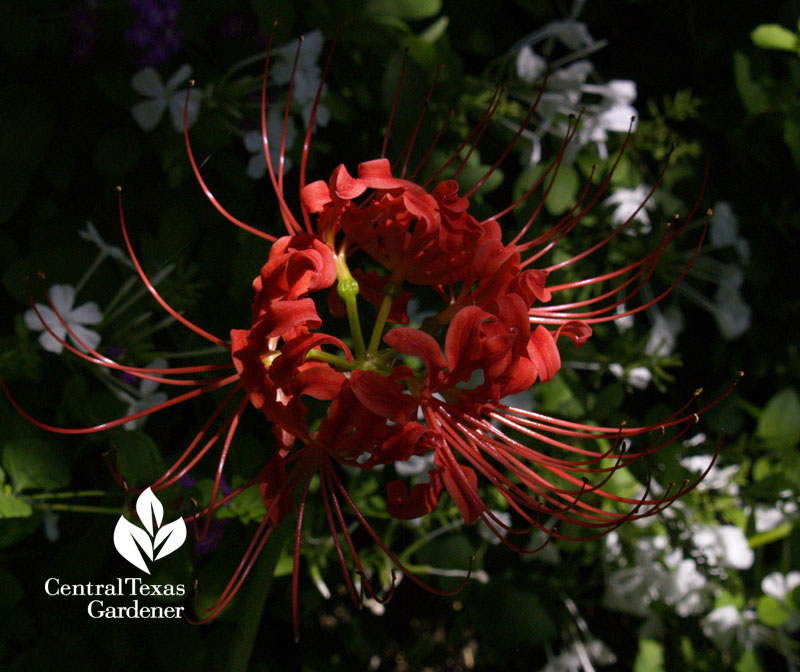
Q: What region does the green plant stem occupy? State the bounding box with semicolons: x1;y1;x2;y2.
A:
305;349;356;369
367;295;394;356
26;490;109;500
224;516;293;672
30;503;123;515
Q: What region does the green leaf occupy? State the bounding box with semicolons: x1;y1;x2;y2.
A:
733;52;770;115
110;429;166;489
366;0;442;20
545;164;579;215
634;639;665;672
751;24;799;52
1;438;70;492
0;489;33;518
735;649;765;672
756;594;789;627
782;114;800;168
756;388;800;451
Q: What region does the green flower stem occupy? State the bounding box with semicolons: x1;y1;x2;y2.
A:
305;349;357;369
367;295;394;356
335;252;367;360
30;503;123;515
75;251;107;295
26;490;110;500
225;516;293;672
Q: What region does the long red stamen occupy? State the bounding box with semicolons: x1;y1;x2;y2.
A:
117;188;231;349
182;84;277;242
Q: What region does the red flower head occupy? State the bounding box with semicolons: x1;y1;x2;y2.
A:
1;27;742;640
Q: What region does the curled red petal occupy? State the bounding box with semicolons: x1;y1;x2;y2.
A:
262;299;322;338
294;364;346;400
528;325;561;382
300;180;332;213
358;158;406;190
444;306;492;381
384;327;446;386
330;163;367;201
555;320;593;348
350;370;419;425
440;462;482;525
386;475;442;520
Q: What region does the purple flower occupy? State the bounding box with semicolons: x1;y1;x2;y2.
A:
125;0;182;66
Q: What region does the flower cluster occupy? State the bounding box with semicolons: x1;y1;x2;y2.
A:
2;29;739;639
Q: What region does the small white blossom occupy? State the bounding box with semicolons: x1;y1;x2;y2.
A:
478;510;512;545
603;185;654;233
516;45;547;83
24;284;102;354
680;454;739;494
243;109;298;180
538;638;616;672
702;605;761;649
609;362;652;390
271;31;330;128
131;64;203;132
691;525;754;570
115;358;169;431
613;303;634;332
762;571;800;601
710;201;750;260
645;307;684;357
79;221;130;264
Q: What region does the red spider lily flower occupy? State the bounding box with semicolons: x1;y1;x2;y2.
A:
1;28;742;640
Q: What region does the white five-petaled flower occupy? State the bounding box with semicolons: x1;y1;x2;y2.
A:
79;221;132;266
271;30;331;129
131;64;203;132
691;524;754;570
243;108;298;180
608;362;652;390
24;284;103;354
603;184;655;233
114;358;170;431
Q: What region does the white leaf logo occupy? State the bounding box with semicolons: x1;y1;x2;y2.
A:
114;487;186;573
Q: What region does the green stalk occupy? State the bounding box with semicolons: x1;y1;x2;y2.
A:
367;295;394;356
30;503;123;515
224;517;293;672
334;252;366;360
305;349;356;369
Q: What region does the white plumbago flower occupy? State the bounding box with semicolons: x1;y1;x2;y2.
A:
538;638;616;672
712;279;751;340
79;221;131;265
271;30;330;129
761;571;800;602
680;454;740;494
478;509;512;545
608;362;652;390
613;302;634;332
243;109;298;180
118;358;169;431
24;284;102;354
645;307;684;357
131;64;203;132
516;45;547;83
752;495;798;533
702;605;761;649
603;185;655;232
603;564;666;616
710;200;750;261
661;549;709;616
691;525;754;570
